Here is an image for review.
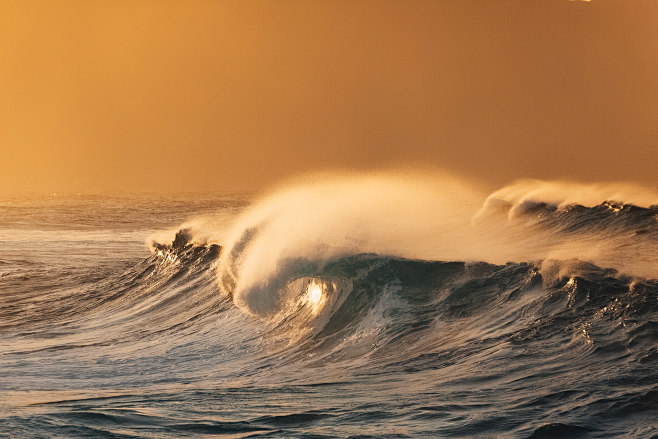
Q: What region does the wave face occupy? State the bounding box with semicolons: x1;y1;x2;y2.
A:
1;179;657;438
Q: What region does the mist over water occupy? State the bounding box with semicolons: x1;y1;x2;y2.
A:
205;173;658;316
1;174;657;438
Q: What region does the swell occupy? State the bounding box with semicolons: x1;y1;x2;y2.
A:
3;178;658;437
6;178;658;355
0;229;226;354
6;234;656;437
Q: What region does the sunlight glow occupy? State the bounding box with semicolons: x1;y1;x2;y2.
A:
305;279;326;313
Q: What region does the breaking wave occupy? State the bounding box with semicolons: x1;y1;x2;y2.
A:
208;174;658;318
2;175;657;438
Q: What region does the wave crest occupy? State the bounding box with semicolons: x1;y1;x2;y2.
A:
208;173;658;318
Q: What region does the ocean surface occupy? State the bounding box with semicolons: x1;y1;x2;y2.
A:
1;177;657;438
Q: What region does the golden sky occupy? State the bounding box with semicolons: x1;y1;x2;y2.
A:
1;0;656;192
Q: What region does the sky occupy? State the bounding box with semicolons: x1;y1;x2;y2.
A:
1;0;656;193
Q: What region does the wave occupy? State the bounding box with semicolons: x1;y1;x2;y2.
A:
4;175;658;437
138;219;657;417
16;174;652;347
126;176;657;362
479;179;658;215
141;222;657;371
200;174;657;319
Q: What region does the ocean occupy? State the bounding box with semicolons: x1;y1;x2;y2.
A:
1;175;656;438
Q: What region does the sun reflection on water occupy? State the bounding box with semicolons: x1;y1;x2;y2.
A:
304;279;326;313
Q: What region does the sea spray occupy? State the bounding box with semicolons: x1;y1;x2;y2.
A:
211;172;658;316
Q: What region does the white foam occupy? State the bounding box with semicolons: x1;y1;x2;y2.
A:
198;172;658;316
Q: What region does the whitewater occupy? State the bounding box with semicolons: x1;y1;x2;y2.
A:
1;173;656;438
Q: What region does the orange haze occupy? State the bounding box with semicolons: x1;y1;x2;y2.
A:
1;0;656;193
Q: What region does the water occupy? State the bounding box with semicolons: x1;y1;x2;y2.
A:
1;176;657;438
